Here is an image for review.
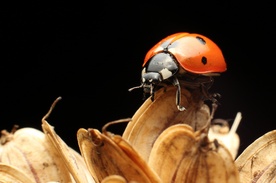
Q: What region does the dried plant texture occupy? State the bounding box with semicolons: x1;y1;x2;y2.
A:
41;97;95;183
0;163;36;183
101;175;127;183
123;86;210;161
0;126;74;183
208;112;242;159
235;129;276;183
148;123;240;183
77;119;162;183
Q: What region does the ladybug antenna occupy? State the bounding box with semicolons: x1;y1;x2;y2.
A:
128;84;144;92
172;77;186;111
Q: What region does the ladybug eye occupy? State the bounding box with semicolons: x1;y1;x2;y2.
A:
202;56;207;65
196;36;206;45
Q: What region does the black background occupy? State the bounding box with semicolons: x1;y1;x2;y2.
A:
1;2;275;157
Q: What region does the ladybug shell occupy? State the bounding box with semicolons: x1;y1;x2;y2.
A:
143;32;227;74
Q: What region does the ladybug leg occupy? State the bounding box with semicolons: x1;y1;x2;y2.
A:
210;92;221;106
200;78;221;106
151;92;155;101
172;77;186;111
200;101;219;133
210;102;218;120
142;91;147;101
128;83;143;92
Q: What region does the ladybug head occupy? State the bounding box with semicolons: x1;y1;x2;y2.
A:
141;52;178;92
129;52;185;110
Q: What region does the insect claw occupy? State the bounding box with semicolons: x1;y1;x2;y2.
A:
177;105;186;111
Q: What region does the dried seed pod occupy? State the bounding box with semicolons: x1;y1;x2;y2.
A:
41;97;95;183
123;85;211;161
101;175;127;183
235;129;276;183
77;118;162;183
0;163;35;183
208;112;242;159
148;123;240;183
0;126;74;183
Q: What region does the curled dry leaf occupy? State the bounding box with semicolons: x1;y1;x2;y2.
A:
235;129;276;183
0;125;73;183
77;118;162;183
41;96;95;183
122;86;211;161
148;123;240;183
0;163;36;183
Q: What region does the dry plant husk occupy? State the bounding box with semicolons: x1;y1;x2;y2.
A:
0;163;36;183
235;129;276;183
0;96;95;183
122;86;210;161
76;84;242;183
77;118;162;183
3;84;273;183
0;125;74;183
41;97;95;183
208;112;242;159
101;174;128;183
148;123;240;182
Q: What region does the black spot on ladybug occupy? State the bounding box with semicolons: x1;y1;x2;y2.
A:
202;56;207;65
196;36;206;45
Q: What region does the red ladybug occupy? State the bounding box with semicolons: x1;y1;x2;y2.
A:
129;32;227;111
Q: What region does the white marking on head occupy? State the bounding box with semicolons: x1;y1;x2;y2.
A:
160;68;173;80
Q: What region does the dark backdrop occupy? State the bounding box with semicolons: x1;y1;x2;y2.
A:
1;2;275;156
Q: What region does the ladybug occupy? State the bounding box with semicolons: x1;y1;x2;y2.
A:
129;32;227;111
